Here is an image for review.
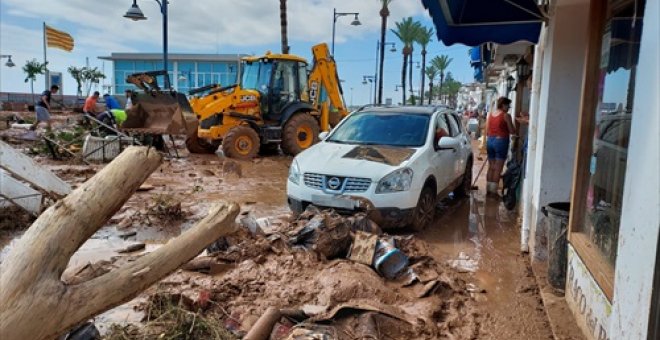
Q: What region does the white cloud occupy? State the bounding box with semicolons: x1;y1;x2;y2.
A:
2;0;425;51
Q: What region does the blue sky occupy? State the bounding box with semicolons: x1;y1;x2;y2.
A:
0;0;473;105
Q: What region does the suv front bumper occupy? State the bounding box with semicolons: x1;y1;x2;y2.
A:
287;179;420;228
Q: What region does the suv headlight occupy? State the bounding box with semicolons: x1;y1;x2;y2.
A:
288;159;301;185
376;168;413;193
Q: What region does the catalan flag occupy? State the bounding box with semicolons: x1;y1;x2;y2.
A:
45;24;74;52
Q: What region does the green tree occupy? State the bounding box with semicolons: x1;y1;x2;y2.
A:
424;65;438;105
391;17;422;105
415;26;434;104
280;0;289;54
22;59;48;103
67;66;85;97
440;72;462;107
431;55;452;103
82;67;106;96
376;0;393;104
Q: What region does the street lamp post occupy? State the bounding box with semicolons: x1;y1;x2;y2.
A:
0;55;15;67
332;8;361;55
124;0;170;89
375;40;395;105
362;75;375;105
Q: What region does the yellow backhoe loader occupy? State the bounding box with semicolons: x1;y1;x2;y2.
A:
125;43;349;160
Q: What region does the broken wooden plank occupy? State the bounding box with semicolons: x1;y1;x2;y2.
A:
0;140;71;198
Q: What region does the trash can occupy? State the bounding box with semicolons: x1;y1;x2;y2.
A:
543;202;570;290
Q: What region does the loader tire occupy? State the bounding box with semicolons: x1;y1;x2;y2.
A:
185;132;219;154
222;126;260;160
281;113;320;156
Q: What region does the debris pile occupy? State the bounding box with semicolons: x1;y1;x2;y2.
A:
123;207;483;339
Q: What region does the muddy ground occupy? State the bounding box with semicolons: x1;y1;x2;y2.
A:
0;111;576;339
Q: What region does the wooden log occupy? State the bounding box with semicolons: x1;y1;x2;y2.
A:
0;146;240;340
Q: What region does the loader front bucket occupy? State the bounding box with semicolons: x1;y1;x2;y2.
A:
122;91;197;136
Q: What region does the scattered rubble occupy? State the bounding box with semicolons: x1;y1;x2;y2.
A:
111;208;484;339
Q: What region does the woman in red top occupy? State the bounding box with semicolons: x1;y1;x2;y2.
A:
485;97;515;196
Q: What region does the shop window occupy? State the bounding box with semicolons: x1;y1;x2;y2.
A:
571;0;645;295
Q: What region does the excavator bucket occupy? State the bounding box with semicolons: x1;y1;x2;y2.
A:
121;91;196;135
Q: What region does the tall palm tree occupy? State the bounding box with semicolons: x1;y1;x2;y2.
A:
22;59;47;103
376;0;393;104
392;17;422;105
280;0;289;54
416;26;434;104
431;55;452;103
424;65;438;105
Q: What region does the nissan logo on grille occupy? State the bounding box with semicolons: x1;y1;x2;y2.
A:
327;177;342;190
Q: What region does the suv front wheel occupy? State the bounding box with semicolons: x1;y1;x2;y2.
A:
411;185;436;231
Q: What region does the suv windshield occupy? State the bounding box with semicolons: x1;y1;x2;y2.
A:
241;60;273;93
327;112;430;147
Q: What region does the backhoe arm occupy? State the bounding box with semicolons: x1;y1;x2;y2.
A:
308;43;349;131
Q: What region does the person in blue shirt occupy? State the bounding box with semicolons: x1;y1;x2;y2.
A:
103;94;121;110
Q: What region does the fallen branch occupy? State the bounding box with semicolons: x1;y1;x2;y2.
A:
0;146;240;340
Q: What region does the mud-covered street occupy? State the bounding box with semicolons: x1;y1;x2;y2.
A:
0;116;571;339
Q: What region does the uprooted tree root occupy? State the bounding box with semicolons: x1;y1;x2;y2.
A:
105;294;236;340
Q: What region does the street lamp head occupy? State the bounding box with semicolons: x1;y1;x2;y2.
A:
390;45;397;53
351;14;361;26
5;56;15;67
124;1;147;21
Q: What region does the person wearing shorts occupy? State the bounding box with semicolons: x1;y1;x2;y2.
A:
485;97;515;196
32;84;59;131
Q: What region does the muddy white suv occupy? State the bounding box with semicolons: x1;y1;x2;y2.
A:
287;106;473;230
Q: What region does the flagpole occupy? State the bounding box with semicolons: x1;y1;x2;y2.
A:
43;22;48;89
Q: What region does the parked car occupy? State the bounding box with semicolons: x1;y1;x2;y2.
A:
287;106;474;230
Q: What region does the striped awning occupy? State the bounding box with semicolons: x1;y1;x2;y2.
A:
45;25;74;52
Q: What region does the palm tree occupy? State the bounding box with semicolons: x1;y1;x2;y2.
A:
280;0;289;54
416;26;434;104
392;17;422;105
22;59;47;103
431;55;452;103
424;65;438;105
376;0;393;104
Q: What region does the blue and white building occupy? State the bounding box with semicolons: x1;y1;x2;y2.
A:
99;53;246;94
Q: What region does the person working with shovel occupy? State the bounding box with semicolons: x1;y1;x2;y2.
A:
484;97;515;196
31;84;59;131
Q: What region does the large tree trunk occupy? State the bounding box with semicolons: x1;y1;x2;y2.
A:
401;53;408;105
408;51;414;104
0;147;240;340
420;50;427;104
280;0;289;54
377;6;389;105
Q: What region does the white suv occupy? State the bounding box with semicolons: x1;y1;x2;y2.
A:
287;106;473;230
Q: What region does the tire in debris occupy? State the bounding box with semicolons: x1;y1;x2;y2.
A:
411;185;436;231
222;126;260;160
281;113;320;156
185;130;220;154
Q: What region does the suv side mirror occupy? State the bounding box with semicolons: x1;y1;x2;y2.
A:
319;131;329;140
438;136;459;150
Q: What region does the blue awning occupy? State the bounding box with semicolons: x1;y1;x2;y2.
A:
421;0;544;46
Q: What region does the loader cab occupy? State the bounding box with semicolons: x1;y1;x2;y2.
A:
241;55;309;122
